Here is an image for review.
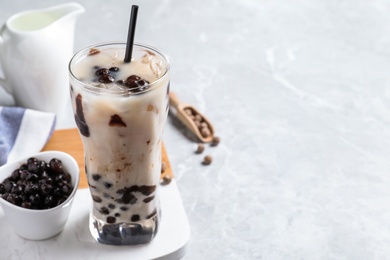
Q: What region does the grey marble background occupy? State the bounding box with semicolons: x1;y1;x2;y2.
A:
2;0;390;259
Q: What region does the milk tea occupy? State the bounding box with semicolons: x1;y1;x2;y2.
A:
69;43;169;245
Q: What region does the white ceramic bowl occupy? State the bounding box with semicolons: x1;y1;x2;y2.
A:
0;151;80;240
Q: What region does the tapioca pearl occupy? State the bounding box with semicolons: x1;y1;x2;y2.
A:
53;187;62;197
57;197;67;206
24;183;39;195
195;114;202;122
92;195;102;203
3;179;13;192
194;120;201;128
115;213;120;217
100;207;110;215
139;185;156;196
44;195;56;207
126;75;141;81
103;193;110;199
116;188;124;194
124;75;140;88
49;158;63;175
129;186;139;192
131;215;140;222
200;122;208;129
195;144;205;154
20;170;29;180
104;182;113;189
124;80;139;89
123;75;150;93
11;184;24;195
121;189;137;204
120;206;128;211
108;203;116;209
75;95;84;120
109;67;119;72
138;79;148;87
95;68;109;76
109;114;127;127
107;216;116;224
0;183;5;194
184;108;193;116
99;74;115;83
4;194;16;206
143;196;154;203
92;174;101;181
21;201;32;209
61;184;72;195
29;193;41;205
201;127;211;138
4;194;14;204
26;173;38;182
75;94;88;125
11;169;21;180
202;155;213;165
74;114;90;137
211;136;221;147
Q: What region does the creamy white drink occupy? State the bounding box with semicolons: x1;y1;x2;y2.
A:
69;43;169;245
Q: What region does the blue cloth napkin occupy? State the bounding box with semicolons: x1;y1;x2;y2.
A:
0;107;56;166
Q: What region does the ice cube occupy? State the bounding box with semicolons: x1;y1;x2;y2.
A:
142;53;154;64
91;82;107;89
149;58;163;77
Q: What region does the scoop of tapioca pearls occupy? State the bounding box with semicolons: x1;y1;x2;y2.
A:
184;107;213;138
93;66;150;92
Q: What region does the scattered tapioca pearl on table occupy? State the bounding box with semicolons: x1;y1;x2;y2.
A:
195;144;205;154
192;136;220;166
202;155;213;165
211;136;220;147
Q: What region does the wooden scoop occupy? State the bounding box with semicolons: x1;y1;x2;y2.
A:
169;92;214;143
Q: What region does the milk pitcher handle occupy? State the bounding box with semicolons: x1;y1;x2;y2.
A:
0;35;12;94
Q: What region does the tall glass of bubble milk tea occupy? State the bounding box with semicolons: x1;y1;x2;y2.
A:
69;42;170;245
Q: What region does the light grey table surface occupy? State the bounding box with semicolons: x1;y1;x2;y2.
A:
2;0;390;259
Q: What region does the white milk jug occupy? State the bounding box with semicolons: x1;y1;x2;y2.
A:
0;3;84;114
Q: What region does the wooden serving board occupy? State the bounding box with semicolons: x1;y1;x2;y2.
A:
41;128;173;189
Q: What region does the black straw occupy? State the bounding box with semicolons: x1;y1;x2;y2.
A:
124;5;139;63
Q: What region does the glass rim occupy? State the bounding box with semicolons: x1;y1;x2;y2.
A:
68;42;170;95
